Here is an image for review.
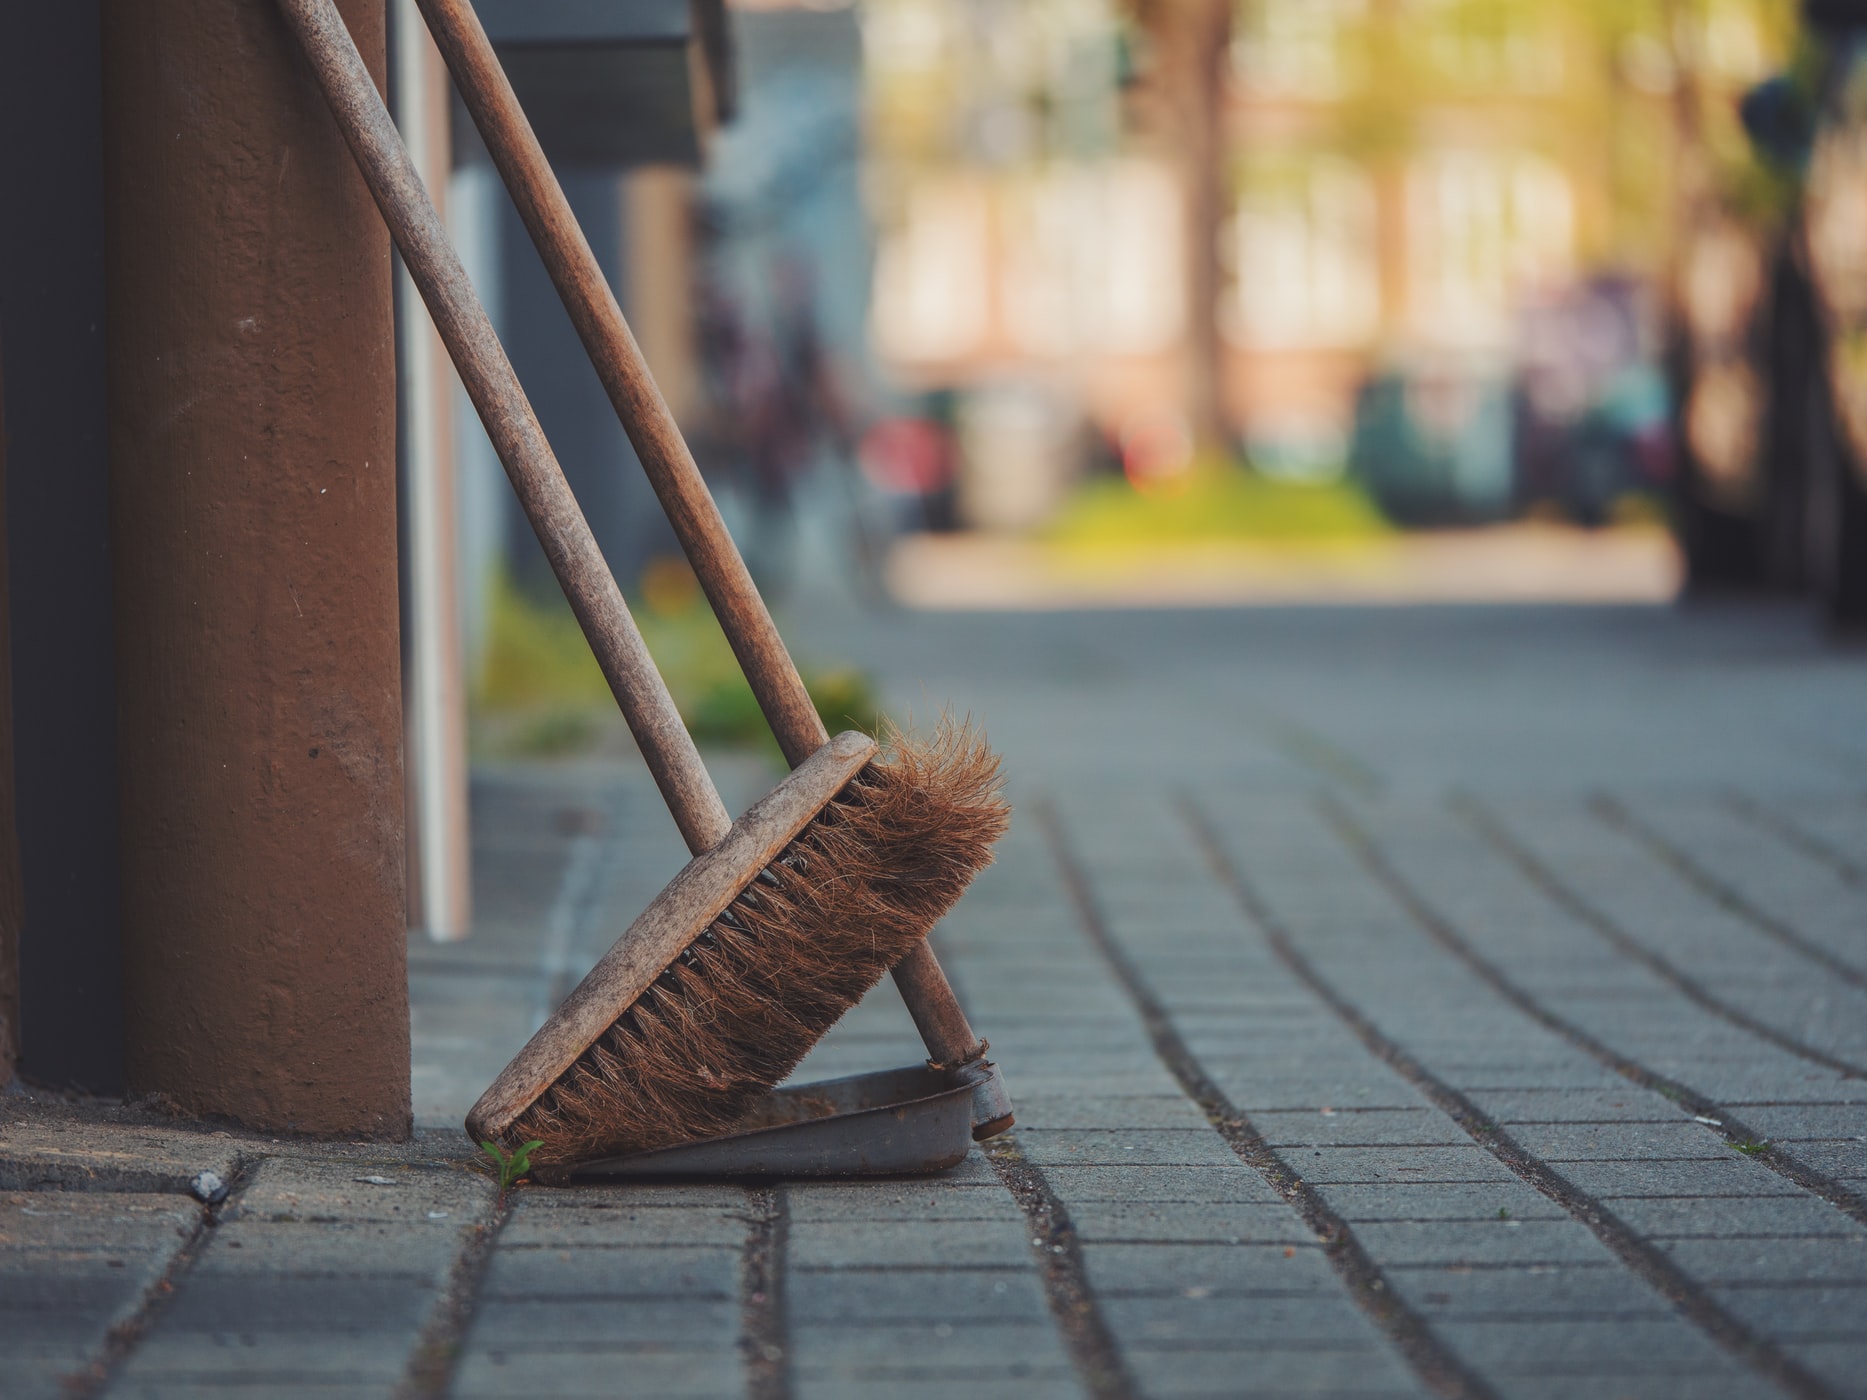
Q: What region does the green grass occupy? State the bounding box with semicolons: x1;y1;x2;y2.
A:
475;570;880;757
1047;462;1392;548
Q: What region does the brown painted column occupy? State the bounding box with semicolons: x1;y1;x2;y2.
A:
103;0;409;1136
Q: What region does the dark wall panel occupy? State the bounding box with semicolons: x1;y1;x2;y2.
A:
0;1;125;1093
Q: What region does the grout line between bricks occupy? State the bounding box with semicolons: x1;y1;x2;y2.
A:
397;1174;514;1400
1320;796;1867;1231
1723;792;1866;890
1035;797;1494;1400
741;1184;791;1400
1247;707;1388;798
1450;793;1867;1081
63;1153;262;1398
983;1133;1135;1400
1591;793;1867;992
1186;795;1843;1400
925;927;1136;1397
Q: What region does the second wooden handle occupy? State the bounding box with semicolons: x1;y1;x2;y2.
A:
417;0;991;1067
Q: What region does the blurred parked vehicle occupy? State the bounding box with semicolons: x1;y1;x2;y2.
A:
1515;279;1674;526
1349;307;1670;531
1349;361;1517;527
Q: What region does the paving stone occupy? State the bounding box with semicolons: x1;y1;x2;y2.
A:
481;1244;739;1299
1491;1375;1772;1400
0;1119;243;1195
791;1357;1081;1388
1560;1156;1792;1197
1384;1263;1671;1322
116;1333;412;1378
1347;1219;1615;1268
787;1320;1068;1366
190;1216;467;1275
1609;1192;1863;1239
1465;1090;1696;1125
1789;1342;1867;1397
1722;1103;1867;1141
1100;1292;1393;1346
1275;1145;1520;1186
1426;1318;1733;1375
450;1346;743;1398
465;1298;741;1348
1120;1345;1420;1397
1709;1281;1867;1339
1504;1122;1727;1161
1066;1199;1319;1245
1010;1095;1214;1130
150;1273;438;1335
1651;1235;1867;1285
1769;1140;1867;1178
789;1375;1083;1400
1079;1240;1336;1297
785;1183;1020;1223
521;1183;748;1211
498;1202;750;1248
1037;1164;1285;1203
1252;1109;1466;1148
787;1219;1034;1270
107;1380;391;1399
786;1268;1050;1325
1012;1128;1240;1167
1321;1183;1567;1223
0;1191;199;1249
237;1158;491;1225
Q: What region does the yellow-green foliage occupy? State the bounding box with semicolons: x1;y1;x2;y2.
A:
476;572;880;755
1047;465;1391;547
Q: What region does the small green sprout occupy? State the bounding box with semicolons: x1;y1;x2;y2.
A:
480;1139;544;1191
1732;1139;1771;1156
1497;1207;1510;1220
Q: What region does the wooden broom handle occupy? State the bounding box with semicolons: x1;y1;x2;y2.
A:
275;0;734;858
414;0;989;1067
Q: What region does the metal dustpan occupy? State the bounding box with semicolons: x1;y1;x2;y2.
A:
540;1065;976;1182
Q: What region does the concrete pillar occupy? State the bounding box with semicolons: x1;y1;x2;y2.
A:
103;0;410;1136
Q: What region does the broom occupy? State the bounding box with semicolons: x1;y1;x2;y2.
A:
276;0;1011;1166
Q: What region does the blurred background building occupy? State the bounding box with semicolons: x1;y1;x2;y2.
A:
398;0;1866;940
860;0;1788;524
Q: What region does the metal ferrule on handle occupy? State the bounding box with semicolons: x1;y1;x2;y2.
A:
410;0;1009;1134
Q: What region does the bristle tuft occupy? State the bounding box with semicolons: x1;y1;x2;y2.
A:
505;719;1008;1165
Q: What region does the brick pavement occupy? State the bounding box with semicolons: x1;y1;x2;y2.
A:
2;600;1865;1398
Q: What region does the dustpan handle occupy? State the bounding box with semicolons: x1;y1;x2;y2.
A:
275;0;735;856
414;0;998;1076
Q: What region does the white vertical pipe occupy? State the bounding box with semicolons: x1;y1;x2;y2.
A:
394;0;472;942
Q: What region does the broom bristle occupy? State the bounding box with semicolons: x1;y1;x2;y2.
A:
506;720;1008;1166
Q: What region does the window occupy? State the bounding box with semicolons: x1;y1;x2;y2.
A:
1232;0;1368;98
1228;159;1381;349
1406;151;1572;347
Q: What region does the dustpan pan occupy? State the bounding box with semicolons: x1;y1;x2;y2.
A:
543;1065;976;1182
